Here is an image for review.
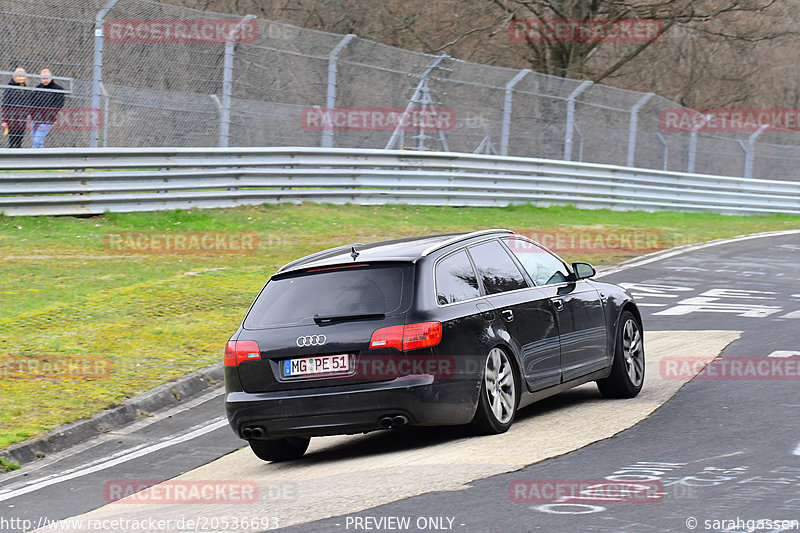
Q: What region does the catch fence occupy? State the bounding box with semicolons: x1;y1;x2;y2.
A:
2;0;800;181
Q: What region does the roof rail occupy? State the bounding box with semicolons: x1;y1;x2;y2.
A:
277;243;365;273
420;228;514;257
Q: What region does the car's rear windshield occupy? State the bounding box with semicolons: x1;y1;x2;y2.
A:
243;263;414;329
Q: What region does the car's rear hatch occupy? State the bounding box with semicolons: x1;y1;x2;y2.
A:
230;262;425;393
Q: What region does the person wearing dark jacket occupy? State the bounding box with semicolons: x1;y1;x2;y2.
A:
31;69;65;148
1;68;30;149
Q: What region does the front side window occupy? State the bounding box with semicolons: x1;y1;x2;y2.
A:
467;240;528;295
503;236;570;286
435;250;480;305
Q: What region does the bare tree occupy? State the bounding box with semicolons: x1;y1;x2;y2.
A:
164;0;798;108
489;1;787;80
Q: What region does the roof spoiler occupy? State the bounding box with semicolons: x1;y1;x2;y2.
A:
277;243;365;273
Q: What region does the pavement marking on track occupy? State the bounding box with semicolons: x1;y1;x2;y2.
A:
0;418;228;503
768;351;800;358
52;330;740;533
596;230;800;278
794;442;800;456
0;386;226;484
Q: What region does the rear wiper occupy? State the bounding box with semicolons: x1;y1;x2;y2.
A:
313;313;386;324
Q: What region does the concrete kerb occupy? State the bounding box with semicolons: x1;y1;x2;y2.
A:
0;362;224;467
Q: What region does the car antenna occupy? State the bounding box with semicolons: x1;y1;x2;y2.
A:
350;246;359;260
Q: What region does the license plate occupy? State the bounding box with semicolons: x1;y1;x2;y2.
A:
283;354;350;377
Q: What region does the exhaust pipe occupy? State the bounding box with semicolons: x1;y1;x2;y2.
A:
392;415;408;427
379;415;409;429
241;426;266;439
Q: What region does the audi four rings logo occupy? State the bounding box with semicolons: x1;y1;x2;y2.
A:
297;335;327;347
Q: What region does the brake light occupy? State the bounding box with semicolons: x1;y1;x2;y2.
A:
224;340;261;367
307;263;370;272
370;322;442;351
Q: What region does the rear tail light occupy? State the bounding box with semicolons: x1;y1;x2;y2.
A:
402;322;443;350
369;325;404;351
370;322;442;351
224;340;261;367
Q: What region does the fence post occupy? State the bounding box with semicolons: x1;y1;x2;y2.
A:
745;124;769;178
100;82;109;147
574;127;584;162
688;114;712;173
219;15;256;148
90;0;120;148
500;69;530;156
655;133;668;171
210;94;223;144
564;80;592;161
321;34;356;148
626;93;653;167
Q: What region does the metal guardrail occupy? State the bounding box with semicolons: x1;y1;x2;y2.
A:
2;147;800;216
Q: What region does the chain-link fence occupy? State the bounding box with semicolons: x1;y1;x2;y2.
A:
3;0;800;181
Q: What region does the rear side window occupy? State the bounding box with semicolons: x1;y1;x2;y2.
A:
435;250;480;305
468;240;528;295
243;264;413;329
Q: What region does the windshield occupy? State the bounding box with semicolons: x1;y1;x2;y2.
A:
243;263;414;329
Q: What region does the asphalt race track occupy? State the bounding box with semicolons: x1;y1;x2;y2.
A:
1;230;799;533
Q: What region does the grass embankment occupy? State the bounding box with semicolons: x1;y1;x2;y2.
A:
1;203;799;454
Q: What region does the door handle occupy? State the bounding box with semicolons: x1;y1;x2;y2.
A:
552;299;564;312
501;309;514;322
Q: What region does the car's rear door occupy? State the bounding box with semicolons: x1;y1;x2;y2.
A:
466;239;562;391
432;248;496;372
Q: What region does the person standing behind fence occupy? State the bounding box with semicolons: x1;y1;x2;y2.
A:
1;68;30;149
31;69;64;148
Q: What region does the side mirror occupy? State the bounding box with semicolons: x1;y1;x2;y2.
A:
571;262;596;280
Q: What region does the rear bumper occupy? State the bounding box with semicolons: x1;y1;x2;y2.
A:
226;374;479;439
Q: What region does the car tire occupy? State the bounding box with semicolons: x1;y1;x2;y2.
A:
470;347;518;435
248;437;311;462
597;310;644;398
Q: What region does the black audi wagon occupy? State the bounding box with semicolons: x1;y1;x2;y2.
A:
225;229;644;461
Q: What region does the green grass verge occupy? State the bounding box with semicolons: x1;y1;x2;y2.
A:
0;456;20;471
1;203;799;449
